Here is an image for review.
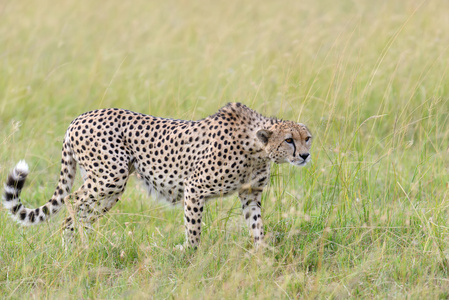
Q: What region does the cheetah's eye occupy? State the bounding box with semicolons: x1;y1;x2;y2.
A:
285;138;293;144
305;137;311;142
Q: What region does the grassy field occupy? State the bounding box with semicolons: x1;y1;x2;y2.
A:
1;0;449;298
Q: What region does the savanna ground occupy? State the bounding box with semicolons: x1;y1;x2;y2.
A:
1;0;449;298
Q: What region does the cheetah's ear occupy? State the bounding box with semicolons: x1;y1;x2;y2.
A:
256;129;272;145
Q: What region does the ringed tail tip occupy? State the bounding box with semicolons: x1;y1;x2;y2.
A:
15;160;29;175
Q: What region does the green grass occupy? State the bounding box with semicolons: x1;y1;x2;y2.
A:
1;0;449;298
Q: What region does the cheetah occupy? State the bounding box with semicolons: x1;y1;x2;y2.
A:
3;103;312;248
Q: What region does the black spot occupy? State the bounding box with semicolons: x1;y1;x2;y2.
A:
29;211;35;222
11;203;22;214
42;206;49;215
6;174;27;191
3;191;18;201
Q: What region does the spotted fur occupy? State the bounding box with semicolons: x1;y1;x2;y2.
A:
2;103;312;248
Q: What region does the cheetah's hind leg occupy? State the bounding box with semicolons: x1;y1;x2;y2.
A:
61;179;125;250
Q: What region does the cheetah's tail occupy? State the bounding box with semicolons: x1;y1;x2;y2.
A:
3;155;76;225
2;161;39;225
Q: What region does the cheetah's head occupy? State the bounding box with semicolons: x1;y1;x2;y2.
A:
257;121;312;166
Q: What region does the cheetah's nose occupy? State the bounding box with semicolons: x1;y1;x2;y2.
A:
299;153;309;160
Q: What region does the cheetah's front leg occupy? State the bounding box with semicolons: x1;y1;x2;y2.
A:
183;188;205;248
239;189;265;246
